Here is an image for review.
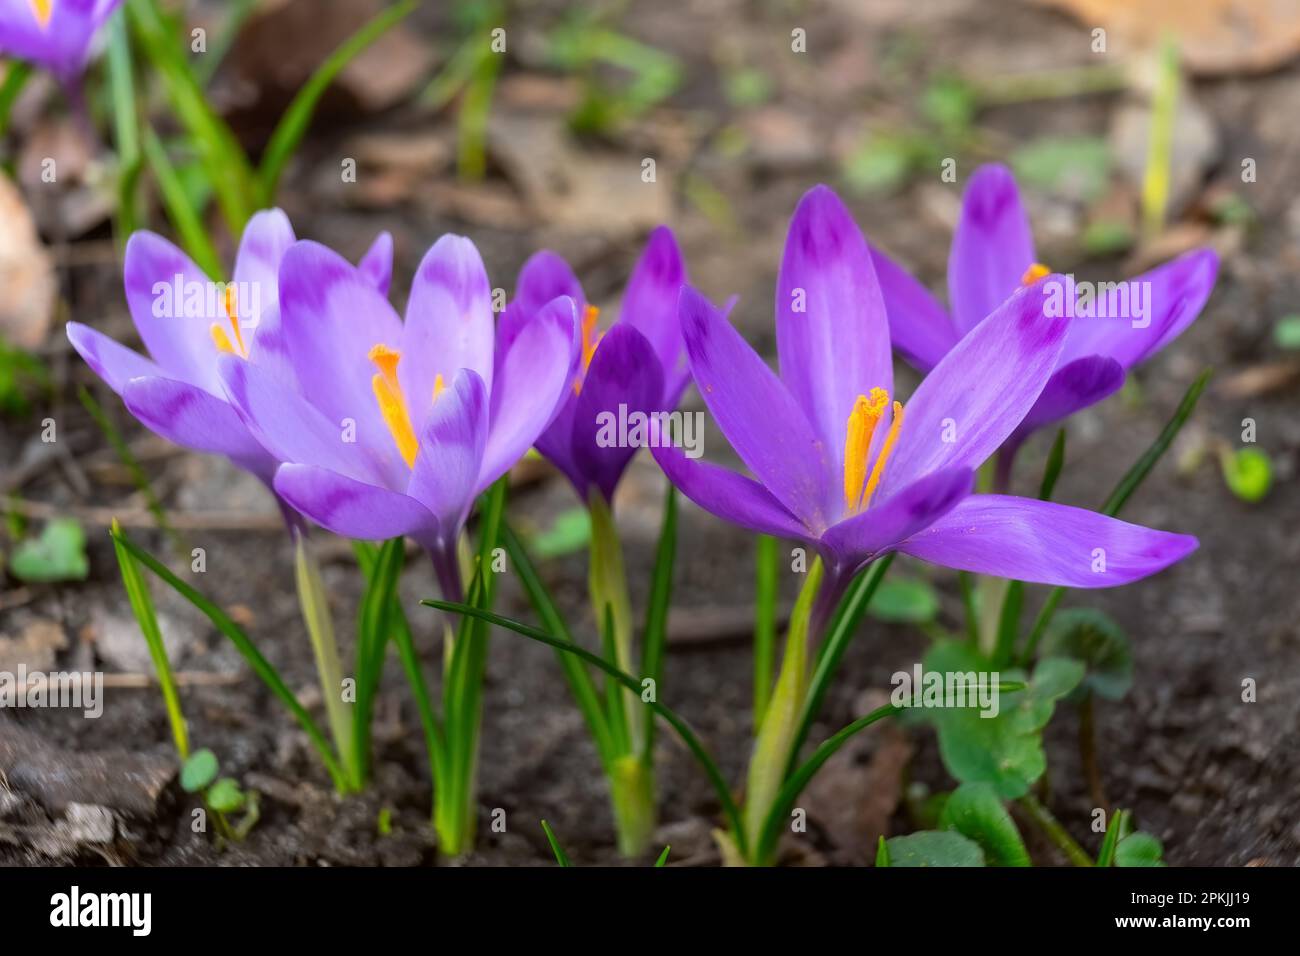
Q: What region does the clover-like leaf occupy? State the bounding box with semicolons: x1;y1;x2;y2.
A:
1116;831;1166;867
10;518;89;583
180;748;219;793
884;830;985;867
1040;608;1133;700
939;782;1030;867
206;777;246;813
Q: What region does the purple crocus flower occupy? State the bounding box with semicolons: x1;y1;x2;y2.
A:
871;163;1218;479
653;185;1196;628
0;0;123;84
67;210;392;501
499;227;689;503
217;235;579;599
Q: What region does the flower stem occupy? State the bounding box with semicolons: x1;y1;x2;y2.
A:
1017;793;1093;867
293;529;358;792
587;491;641;749
608;755;656;858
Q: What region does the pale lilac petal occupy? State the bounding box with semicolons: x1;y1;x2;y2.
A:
232;208;295;335
899;495;1197;587
358;231;394;297
820;466;973;570
66;322;162;394
121;376;271;475
948;164;1035;335
680;285;834;531
275;240;404;473
275;464;437;544
651;443;810;540
408;369;488;535
1059;248;1218;369
123;231;223;393
776;185;892;482
870;244;959;373
570;324;664;501
879;278;1069;497
401;234;495;426
619;226;687;391
481;295;578;485
218;355;394;487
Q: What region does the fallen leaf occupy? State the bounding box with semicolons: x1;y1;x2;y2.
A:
0;174;56;349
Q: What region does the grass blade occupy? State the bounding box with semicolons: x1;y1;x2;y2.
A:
141;127;224;280
110;520;189;759
0;62;32;140
1039;428;1066;501
351;537;405;783
258;0;417;204
639;486;676;760
113;526;347;791
423;596;745;855
106;14;143;240
541;820;572;867
654;845;670;867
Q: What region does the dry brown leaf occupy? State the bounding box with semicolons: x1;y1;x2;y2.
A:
0;175;56;348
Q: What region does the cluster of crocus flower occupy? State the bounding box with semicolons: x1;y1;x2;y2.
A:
73;165;1211;861
0;0;123;86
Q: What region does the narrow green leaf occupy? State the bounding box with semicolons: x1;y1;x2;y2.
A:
541;820;572;867
258;0;417;203
1039;429;1066;501
106;14;143;240
113;527;348;791
639;486;676;760
0;62;32;139
423;597;746;857
80;386;174;545
654;845;671;867
1096;808;1128;866
141;127;224;280
753;534;779;728
875;835;890;867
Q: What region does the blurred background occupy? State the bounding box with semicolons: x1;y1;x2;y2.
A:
0;0;1296;866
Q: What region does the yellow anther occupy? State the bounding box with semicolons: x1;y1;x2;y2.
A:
861;401;905;509
210;324;236;355
368;345;418;468
574;304;602;394
1021;262;1050;286
31;0;52;27
843;388;889;514
433;373;446;401
222;285;248;357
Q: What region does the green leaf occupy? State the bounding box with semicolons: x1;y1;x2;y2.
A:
868;576;939;624
640;486;677;760
939;782;1030;866
1040;608;1133;700
1220;447;1271;503
540;820;572;867
842;132;916;194
1274;315;1300;350
1116;831;1165;867
1081;219;1135;256
753;534;779;728
141;127;224;281
1012;136;1111;203
11;518;88;582
875;835;890;867
180;749;218;793
927;642;1084;798
884;830;985;867
526;506;591;558
206;777;245;813
1096;808;1129;866
423;595;746;859
654;845;671;868
258;0;417;203
921;74;977;133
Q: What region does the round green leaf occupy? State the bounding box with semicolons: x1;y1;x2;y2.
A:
1221;448;1271;503
939;782;1030;866
885;830;985;867
10;518;89;583
1040;608;1133;700
1116;831;1165;867
1273;315;1300;350
180;748;219;793
868;577;939;624
206;777;245;813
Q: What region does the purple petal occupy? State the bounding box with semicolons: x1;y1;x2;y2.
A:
1059;248;1218;369
899;494;1198;587
401;234;495;426
619;226;687;394
121;376;272;478
482;295;579;485
948;164;1035;335
218;355;396;487
651;443;810;540
66;322;161;394
569;325;664;502
870;244;959;373
408;369;488;535
232;208;294;335
776;185;892;483
879;278;1069;498
820;466;973;570
358;231;394;297
275;464;437;544
0;0;121;79
535;392;582;494
276;240;404;468
1007;355;1125;452
680;285;834;531
123;231;224;393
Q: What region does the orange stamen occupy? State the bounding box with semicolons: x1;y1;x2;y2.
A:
1021;262;1050;286
31;0;52;27
861;401;905;509
368;345;418;468
843;388;888;514
574;304;602;394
